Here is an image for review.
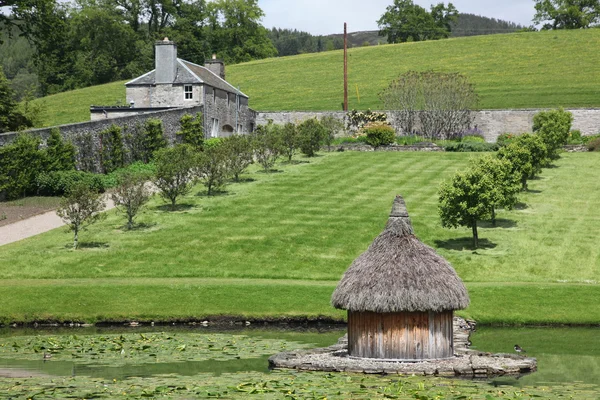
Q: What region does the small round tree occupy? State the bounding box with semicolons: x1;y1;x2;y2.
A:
222;134;254;182
153;144;197;210
297;118;326;157
196;142;230;195
532;108;573;159
438;166;495;248
56;183;106;249
280;122;300;162
513;133;549;178
497;142;534;190
251;122;283;172
111;171;152;230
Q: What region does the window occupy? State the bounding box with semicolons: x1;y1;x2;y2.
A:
211;118;219;138
184;85;193;100
213;89;217;103
237;124;243;134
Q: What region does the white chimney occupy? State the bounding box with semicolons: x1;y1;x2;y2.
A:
155;38;177;84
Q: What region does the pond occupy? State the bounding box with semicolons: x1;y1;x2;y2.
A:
0;325;598;399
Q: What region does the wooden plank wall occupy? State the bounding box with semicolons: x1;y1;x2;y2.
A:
347;311;453;360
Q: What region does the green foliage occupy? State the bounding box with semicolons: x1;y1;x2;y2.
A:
177;114;204;149
377;0;458;43
513;133;549;177
364;123;396;147
196;143;230;195
588;137;600;151
153;144;197;209
443;142;499;152
346;109;388;132
43;128;76;172
56;183;106;249
222;134;254;181
533;0;600;29
0;66;34;133
297;118;326;157
280;122;300;162
320;115;344;151
496;133;517;147
533;108;573;158
251;122;283;172
461;134;486;143
99;124;125;173
438;166;495;248
36;170;106;197
204;138;224;150
143;119;167;162
497;142;534;190
102;162;156;189
111;171;152;230
0;133;43;199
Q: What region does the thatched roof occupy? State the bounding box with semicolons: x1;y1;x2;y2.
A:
331;196;469;313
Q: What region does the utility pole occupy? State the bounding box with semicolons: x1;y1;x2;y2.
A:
344;22;348;112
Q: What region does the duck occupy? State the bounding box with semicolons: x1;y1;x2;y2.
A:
514;344;526;353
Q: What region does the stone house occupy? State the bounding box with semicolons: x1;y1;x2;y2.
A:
91;38;255;137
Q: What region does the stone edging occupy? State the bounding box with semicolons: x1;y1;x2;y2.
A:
328;143;445;152
269;317;537;378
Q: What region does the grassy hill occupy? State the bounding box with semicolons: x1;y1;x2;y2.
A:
32;29;600;127
0;152;598;325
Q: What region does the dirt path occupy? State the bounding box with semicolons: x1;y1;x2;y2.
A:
0;197;116;247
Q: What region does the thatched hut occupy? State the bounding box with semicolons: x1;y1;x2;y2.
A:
331;196;469;361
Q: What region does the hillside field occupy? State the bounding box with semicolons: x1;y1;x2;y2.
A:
0;152;598;325
31;29;600;127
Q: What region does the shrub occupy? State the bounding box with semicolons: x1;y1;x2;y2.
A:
443;142;499;152
143;119;167;162
196;143;230;195
280;122;300;162
320;115;344;151
346;109;388;132
204;138;224;150
567;130;583;145
56;183;106;249
496;133;517;147
111;171;152;230
43;128;76;172
364;123;396;147
297;118;327;157
588;137;600;152
251;122;283;172
532;108;573;158
36;170;106;196
99;125;125;174
222;135;254;181
177;114;204;149
103;162;156;189
0;133;44;199
461;134;486;143
153;144;197;210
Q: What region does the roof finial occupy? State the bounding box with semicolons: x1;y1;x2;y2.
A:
212;53;217;60
390;195;409;218
163;37;169;42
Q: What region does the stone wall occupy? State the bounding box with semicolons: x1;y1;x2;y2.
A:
204;86;255;137
257;109;600;142
0;106;203;173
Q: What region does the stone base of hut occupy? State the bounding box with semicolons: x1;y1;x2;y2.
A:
269;318;537;378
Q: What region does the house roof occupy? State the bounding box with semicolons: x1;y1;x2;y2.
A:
331;196;470;313
125;59;248;98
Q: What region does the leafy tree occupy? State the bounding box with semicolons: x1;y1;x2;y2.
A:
196;142;229;195
320;115;344;152
513;133;549;177
43;128;76;172
297;118;326;157
497;142;534;190
56;183;106;249
177;114;204;149
100;125;126;174
143;119;168;162
0;133;43;199
111;171;152;230
222;134;253;182
532;108;573;159
377;0;458;43
251;121;283;172
153;144;197;209
438;166;495;248
0;66;33;132
280;122;300;162
470;154;521;225
533;0;600;29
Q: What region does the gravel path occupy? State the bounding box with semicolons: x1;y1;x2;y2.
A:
0;196;116;247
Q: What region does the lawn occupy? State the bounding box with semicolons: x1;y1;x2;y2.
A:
30;29;600;127
0;151;598;325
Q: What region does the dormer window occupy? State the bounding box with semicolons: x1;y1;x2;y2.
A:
184;85;193;100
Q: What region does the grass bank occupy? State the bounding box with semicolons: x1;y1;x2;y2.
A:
0;152;598;325
31;29;600;126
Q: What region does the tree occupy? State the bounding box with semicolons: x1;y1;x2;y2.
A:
532;108;573;159
177;113;204;149
533;0;600;29
222;134;253;182
43;128;76;172
153;144;197;209
297;118;326;157
251;122;283;172
497;142;535;190
470;154;521;225
56;183;106;249
280;122;300;162
111;171;152;230
0;66;34;132
0;133;43;199
513;133;549;178
377;0;458;43
380;70;478;139
320;115;344;152
438;166;495;248
196;142;230;195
